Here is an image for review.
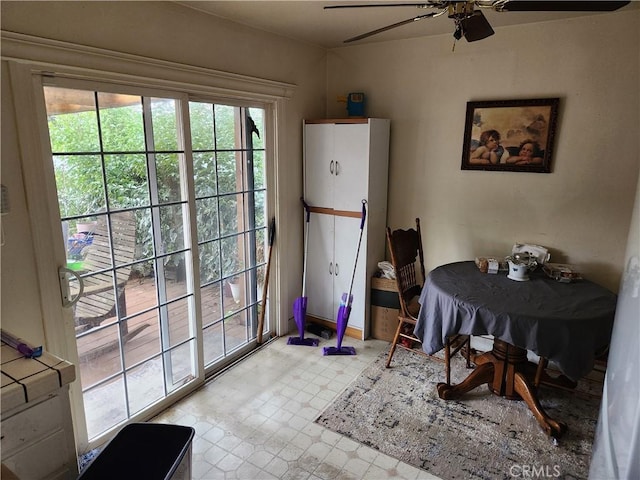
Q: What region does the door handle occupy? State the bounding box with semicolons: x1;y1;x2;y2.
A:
330;160;334;175
59;266;84;308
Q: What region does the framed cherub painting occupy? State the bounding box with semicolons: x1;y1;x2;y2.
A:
461;98;560;173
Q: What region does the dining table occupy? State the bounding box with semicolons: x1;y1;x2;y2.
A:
413;260;617;439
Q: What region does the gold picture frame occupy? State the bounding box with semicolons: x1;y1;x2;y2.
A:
461;98;560;173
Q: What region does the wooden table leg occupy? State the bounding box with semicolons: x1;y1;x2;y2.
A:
436;339;568;439
437;357;495;399
513;372;567;439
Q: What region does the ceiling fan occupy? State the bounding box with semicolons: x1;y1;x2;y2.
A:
325;1;630;43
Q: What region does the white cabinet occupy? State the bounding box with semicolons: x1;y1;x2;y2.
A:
304;123;371;210
303;118;390;339
1;342;77;480
306;214;366;326
1;387;77;480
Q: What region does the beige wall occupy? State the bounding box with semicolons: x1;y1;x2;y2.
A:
327;10;640;292
1;2;639;348
1;1;326;345
1;65;46;343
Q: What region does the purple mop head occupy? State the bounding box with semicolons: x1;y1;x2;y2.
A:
322;345;356;355
288;337;319;346
289;296;318;346
323;300;356;355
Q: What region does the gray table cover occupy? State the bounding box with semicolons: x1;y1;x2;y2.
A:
414;261;617;381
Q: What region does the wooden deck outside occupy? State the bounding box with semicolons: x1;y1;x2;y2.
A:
76;276;251;390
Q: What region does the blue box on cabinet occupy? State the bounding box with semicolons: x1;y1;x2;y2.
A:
347;92;366;117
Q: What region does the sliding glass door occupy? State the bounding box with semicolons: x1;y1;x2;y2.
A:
43;80;268;444
190;102;268;365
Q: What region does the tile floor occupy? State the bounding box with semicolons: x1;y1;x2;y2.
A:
152;336;442;480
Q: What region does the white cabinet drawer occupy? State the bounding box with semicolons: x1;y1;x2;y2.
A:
2;428;70;480
1;394;63;456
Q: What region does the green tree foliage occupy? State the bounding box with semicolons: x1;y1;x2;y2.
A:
49;94;264;282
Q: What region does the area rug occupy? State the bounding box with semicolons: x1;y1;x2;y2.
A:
315;347;603;480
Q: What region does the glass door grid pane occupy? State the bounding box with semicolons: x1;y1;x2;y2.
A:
44;84;268;442
45;86;197;439
190;102;267;367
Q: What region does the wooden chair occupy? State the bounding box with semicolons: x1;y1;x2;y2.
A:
384;218;471;384
74;211;145;341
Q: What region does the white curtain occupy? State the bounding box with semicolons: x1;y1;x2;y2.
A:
589;172;640;479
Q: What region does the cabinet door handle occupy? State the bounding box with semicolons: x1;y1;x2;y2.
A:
330;160;334;175
335;263;339;276
329;262;333;275
335;161;340;176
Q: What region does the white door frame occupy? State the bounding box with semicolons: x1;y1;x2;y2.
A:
3;31;295;452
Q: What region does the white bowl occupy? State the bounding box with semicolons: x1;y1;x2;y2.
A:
507;261;530;281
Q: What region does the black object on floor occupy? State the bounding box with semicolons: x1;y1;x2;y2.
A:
77;423;195;480
306;323;333;339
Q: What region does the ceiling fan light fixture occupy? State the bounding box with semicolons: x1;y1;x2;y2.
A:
461;10;495;42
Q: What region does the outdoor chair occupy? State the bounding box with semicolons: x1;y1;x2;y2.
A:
74;211;145;342
385;218;471;384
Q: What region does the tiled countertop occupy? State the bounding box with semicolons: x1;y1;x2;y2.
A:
1;343;75;414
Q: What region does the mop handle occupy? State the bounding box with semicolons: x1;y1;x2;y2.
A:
347;200;367;299
301;198;311;297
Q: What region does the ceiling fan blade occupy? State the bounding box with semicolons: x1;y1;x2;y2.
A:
495;1;630;12
324;3;440;10
344;11;443;43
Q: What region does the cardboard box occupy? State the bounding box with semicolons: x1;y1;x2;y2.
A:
371;306;399;342
371;277;400;307
370;277;400;342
